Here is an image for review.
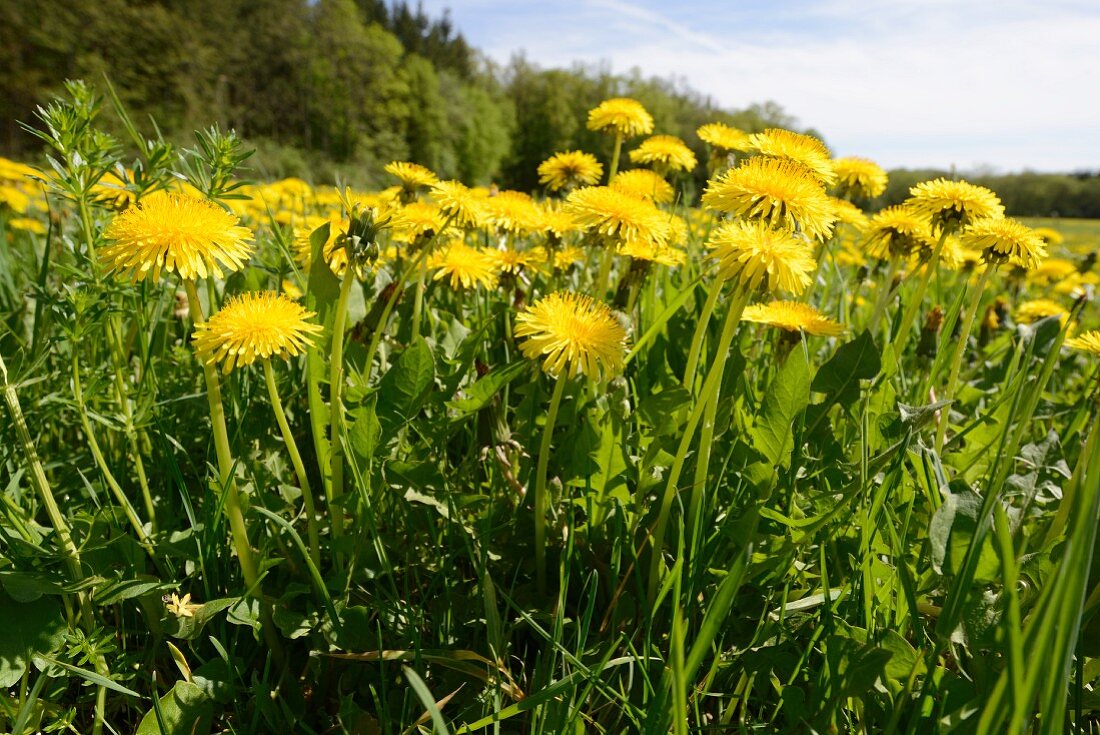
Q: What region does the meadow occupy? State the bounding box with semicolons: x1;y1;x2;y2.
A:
2;82;1100;733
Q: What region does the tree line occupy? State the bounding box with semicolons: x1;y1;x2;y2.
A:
2;0;1095;216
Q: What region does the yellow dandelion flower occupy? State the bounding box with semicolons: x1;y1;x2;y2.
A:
488;247;542;274
7;217;46;234
391;201;446;243
1029;257;1078;285
586;97;654;138
281;279;303;300
91;170;136;210
102;192;253;282
702;157;836;241
706;220;817;295
1054;271;1100;296
515;291;628;380
748;128;836;185
1066;331;1100;355
829;197;869;231
538;151;604;191
565;186;671;244
962;217;1046;269
430;180;486;227
906;178;1004;233
1032;226;1064;247
618;239;686;267
863;205;935;259
629;135;697;172
429;241;499;290
1015;299;1067;325
293;213;352;276
697;123;752;153
540;205;581;239
0;184;32;214
610;169;675;204
550;245;586;270
384;161;439;193
192;291;323;373
832;157;888;200
741;301;845;336
482;190;544;235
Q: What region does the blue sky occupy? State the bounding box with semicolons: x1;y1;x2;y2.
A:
418;0;1100;172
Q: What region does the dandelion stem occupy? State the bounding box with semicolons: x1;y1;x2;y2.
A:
892;229;949;353
935;263;998;452
2;351;110;735
410;253;428;340
183;279;283;660
71;349;154;554
608;132;623;183
682;280;723;394
534;376;568;596
264;358;321;568
867;256;901;335
328;266;356;541
649;284;750;602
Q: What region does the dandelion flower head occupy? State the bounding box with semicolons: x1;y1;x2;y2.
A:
586;97;654;138
906;178;1005;233
706;219;817;295
749;128;836;185
702;157;836;241
832;157;888;200
192;291;322;373
629;135;697;172
538;151;604;191
742;301;845;336
515;291;629;380
962;217;1047;270
102;191;254;282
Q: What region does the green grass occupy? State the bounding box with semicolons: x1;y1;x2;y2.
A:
2;83;1100;734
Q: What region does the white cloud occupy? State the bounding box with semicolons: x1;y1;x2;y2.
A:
421;0;1100;171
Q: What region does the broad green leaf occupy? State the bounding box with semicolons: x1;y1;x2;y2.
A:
165;598;236;641
811;329;881;404
377;336;436;423
447;360;528;415
751;349;811;466
0;590;66;687
135;681;213;735
305;222;339;482
349;396;382;462
929;482;1000;583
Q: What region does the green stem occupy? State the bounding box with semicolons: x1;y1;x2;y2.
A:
682;281;723;394
263;359;321;567
608;132;623;183
2;351;109;735
867;256;901;335
935;264;998;452
72;350;153;553
78;197;157;530
534;376;568;596
596;242;615;300
328;266;356;541
649;283;750;602
410;254;428;340
687;287;752;556
184;280;283;659
892;229;949;354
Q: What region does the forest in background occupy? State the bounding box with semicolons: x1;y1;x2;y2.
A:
3;0;1098;216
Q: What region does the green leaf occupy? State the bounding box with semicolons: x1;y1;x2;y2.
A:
447;360;528;415
164;599;236;641
377;336;436;423
349;396;383;462
135;681;213;735
306;221;340;481
0;590;66;687
751;349;811;466
811;329;881;404
34;655;143;698
929;482;1000;583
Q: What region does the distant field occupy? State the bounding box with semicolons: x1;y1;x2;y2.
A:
1022;216;1100;254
